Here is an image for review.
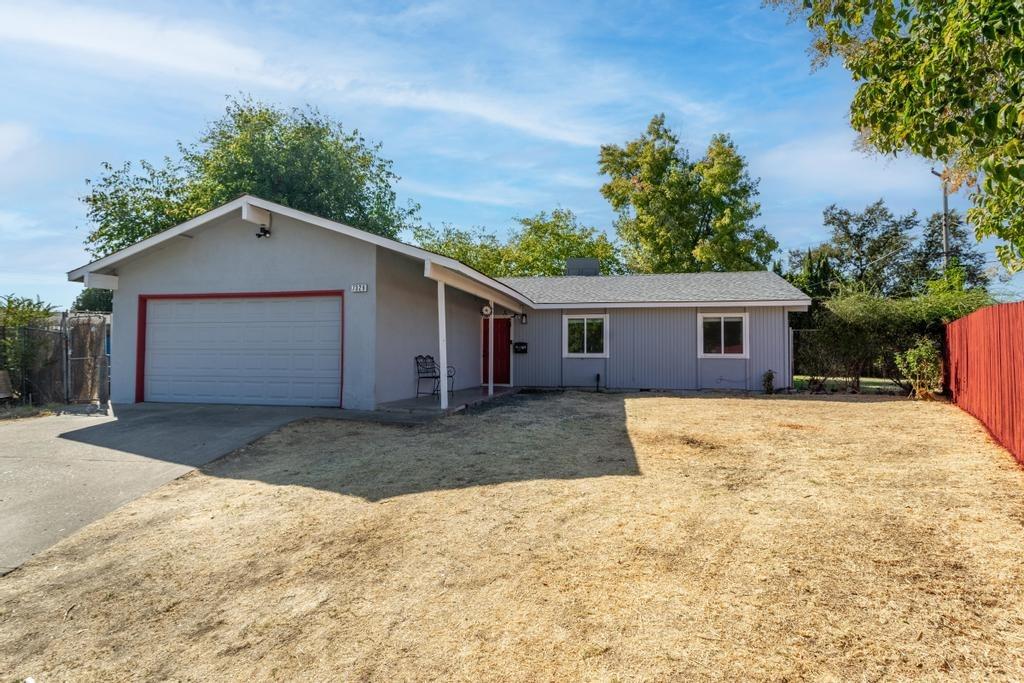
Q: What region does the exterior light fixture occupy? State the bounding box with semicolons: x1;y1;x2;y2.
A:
520;313;528;324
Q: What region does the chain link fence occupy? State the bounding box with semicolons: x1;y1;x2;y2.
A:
0;312;109;405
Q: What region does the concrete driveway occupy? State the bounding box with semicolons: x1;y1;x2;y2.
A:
0;403;343;574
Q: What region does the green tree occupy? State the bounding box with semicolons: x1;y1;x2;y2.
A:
768;0;1024;271
899;210;989;294
502;209;622;276
599;115;777;273
412;224;507;276
784;245;840;299
83;96;419;257
413;209;622;277
820;200;915;296
72;288;113;312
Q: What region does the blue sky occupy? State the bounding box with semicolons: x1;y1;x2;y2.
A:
1;0;1019;307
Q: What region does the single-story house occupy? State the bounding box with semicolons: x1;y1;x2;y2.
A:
68;195;810;410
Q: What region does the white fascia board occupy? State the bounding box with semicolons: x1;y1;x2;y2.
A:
240;202;272;226
67;197;248;282
424;260;523;312
65;196;533;309
529;299;812;309
83;272;119;290
240;197;534;309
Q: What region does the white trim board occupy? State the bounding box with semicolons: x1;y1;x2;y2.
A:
533;300;808;310
697;312;750;359
562;313;610;359
66;195;810;312
68;195;533;310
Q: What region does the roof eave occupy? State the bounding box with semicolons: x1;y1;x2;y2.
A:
66;195;534;309
527;299;811;309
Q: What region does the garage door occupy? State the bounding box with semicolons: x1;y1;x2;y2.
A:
143;294;342;406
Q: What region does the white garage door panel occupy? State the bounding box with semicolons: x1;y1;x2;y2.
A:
145;296;342;406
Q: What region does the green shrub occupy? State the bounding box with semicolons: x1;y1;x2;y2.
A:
797;285;992;392
0;295;57;401
762;369;776;394
895;337;943;399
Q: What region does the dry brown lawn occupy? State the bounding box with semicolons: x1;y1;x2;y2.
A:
3;391;1024;681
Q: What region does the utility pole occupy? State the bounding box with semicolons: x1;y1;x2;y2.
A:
930;168;950;270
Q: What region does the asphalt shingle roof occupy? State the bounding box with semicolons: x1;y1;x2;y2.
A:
498;271;810;305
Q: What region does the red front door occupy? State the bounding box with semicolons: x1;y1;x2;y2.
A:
482;318;511;385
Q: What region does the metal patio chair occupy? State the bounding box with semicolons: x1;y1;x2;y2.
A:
415;355;455;397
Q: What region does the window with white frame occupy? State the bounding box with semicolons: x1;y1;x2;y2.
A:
563;314;608;358
698;313;748;358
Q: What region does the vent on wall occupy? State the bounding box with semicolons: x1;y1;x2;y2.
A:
565;258;600;276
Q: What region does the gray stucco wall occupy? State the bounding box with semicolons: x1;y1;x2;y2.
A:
108;211;378;409
374;250;483;404
513;306;791;392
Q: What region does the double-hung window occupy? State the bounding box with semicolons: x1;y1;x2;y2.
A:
698;313;748;358
563;314;609;358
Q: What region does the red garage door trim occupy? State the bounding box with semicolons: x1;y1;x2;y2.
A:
135;290;346;406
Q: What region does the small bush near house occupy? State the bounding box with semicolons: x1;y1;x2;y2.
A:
895;337;943;400
762;369;775;394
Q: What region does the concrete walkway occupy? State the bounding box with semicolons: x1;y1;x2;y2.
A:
379;386;519;414
0;403;428;574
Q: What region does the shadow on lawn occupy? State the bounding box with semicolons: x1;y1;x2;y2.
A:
204;391;642;502
55;390;891;503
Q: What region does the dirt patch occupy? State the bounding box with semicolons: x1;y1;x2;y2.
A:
776;421;814;430
2;391;1024;680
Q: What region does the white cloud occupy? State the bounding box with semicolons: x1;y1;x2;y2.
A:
660;93;725;135
0;123;34;163
401;178;543;207
0;2;712;148
0;209;63;241
341;82;615;147
752;131;935;199
0;3;295;87
550;171;602;190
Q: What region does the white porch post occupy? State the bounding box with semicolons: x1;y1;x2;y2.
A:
437;280;449;410
487;300;495;396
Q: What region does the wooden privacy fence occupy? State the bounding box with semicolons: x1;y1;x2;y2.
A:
946;302;1024;466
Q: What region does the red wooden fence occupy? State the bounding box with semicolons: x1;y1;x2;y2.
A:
946;302;1024;466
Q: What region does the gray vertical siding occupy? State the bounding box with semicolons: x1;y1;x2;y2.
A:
559;308;608;388
374;249;483;404
512;309;562;386
745;306;790;390
697;306;790;391
698;357;748;390
514;305;792;392
607;308;697;389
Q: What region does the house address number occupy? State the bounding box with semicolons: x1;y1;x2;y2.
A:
351;283;369;293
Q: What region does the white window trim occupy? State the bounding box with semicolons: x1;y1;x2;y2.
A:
562;314;610;359
697;312;749;359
